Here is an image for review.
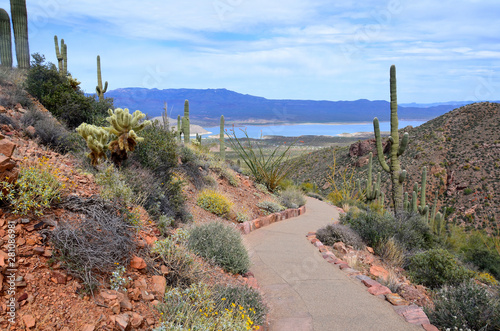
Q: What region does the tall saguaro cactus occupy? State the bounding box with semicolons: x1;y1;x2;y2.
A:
182;100;190;144
373;65;409;212
54;35;67;76
10;0;29;69
0;9;12;68
220;115;225;161
96;55;108;101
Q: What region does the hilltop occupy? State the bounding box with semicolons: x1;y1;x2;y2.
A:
289;102;500;232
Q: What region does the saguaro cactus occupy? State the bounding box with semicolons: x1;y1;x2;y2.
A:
177;115;182;142
96;55;108;101
10;0;29;69
0;9;12;68
54;35;67;76
182;100;190;144
220;115;225;161
373;65;409;212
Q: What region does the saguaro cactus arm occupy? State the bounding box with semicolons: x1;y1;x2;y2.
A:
10;0;29;69
0;9;12;68
373;118;390;173
183;100;190;144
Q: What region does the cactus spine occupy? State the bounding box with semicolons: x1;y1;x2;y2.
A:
10;0;29;69
220;115;225;161
0;9;12;68
182;100;190;144
54;35;67;76
96;55;108;101
373;65;409;213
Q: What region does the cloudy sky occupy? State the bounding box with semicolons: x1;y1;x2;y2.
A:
2;0;500;103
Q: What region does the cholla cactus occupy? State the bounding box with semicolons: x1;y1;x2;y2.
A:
105;108;151;165
76;123;110;166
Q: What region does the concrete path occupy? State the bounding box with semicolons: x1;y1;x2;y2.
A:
244;197;421;331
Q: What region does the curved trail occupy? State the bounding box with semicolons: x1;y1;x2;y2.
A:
244;197;420;331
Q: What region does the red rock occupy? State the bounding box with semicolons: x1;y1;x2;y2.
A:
160;265;169;275
100;290;118;301
22;314;36;328
81;325;95;331
333;242;348;254
368;285;392;296
313;241;324;248
130;312;144;328
0;139;16;158
130;255;147;269
422;323;439;331
310;238;319;244
260;216;270;227
253;219;261;229
361;278;381;288
145;235;157;246
319;246;328;253
0;155;15;172
401;306;430;325
33;247;45;255
339;263;350;270
114;314;130;331
385;293;408;306
18;293;28;302
366;246;374;254
370;265;390;281
50;272;67;284
151;275;166;296
306;232;316;237
141;290;154;301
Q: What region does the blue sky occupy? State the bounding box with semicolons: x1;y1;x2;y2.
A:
1;0;500;103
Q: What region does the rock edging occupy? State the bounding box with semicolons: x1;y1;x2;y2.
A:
237;205;306;235
306;232;439;331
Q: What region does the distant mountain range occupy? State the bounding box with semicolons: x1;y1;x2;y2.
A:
105;88;479;126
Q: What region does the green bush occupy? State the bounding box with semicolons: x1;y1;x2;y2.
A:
24;54;112;129
213;284;268;326
408;249;474;288
197;189;233;217
278;187;306;209
256;200;285;215
95;165;134;206
316;224;365;249
187;222;250;274
425;280;500;330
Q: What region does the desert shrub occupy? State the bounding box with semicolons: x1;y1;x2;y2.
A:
278;187;306;209
326;151;362;206
155;283;260;331
236;211;250;223
209;160;240;187
256;200;285;215
408;249;474;288
132;121;178;176
157;215;175;236
425;280;500;331
464;188;474;195
0;114;20;130
95;165;134;206
475;272;499;286
151;237;204;287
50;195;136;292
179;146;213;189
255;183;269;193
0;71;32;109
341;209;431;253
213;284;268;326
187;222;250;274
0;157;71;216
377;237;406;268
24;54;112;129
300;182;318;194
197;189;233;217
316;224;365;249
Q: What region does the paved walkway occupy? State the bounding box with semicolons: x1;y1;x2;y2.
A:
244;197;420;331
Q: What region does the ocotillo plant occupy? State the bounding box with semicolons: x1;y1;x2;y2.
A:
220;115;225;161
373;65;409;213
182;100;190;144
54;36;67;76
10;0;29;69
96;55;108;101
363;152;381;203
0;9;12;68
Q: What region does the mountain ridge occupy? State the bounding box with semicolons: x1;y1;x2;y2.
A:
105;88;470;126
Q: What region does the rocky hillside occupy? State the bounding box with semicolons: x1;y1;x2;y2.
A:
290;102;500;232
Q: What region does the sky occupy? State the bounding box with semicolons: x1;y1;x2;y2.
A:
1;0;500;103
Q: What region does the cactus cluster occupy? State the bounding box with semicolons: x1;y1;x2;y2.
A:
54;35;67;76
220;115;225;161
10;0;29;69
96;55;108;101
0;9;12;68
359;152;382;203
76;108;151;166
373;65;409;213
404;166;430;220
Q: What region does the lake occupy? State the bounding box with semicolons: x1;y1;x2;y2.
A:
202;120;426;139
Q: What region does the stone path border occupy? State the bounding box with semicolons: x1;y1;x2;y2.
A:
305;231;439;331
237;206;307;235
